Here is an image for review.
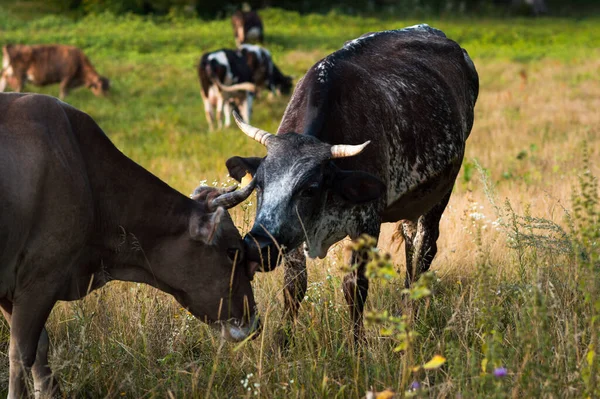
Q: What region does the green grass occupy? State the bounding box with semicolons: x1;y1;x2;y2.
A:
0;6;599;398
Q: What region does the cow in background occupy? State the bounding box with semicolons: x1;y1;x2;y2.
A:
231;7;264;47
0;44;110;99
226;25;479;343
198;49;256;131
238;44;293;97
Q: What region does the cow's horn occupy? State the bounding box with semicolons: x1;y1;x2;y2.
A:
208;178;256;211
330;141;371;158
190;183;238;201
233;111;273;147
216;80;256;93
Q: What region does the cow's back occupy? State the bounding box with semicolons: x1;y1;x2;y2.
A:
5;45;82;86
0;93;93;298
278;25;479;220
31;45;83;85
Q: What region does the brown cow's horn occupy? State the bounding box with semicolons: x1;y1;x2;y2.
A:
330;141;371;158
190;183;238;201
233;111;273;147
208;178;256;211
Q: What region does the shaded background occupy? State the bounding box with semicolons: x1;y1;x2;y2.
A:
45;0;600;18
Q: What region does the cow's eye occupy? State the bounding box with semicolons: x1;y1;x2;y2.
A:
227;248;240;263
301;183;319;198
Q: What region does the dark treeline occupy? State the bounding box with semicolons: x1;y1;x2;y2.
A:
54;0;599;18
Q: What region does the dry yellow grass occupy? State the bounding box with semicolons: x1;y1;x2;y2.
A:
20;55;595;398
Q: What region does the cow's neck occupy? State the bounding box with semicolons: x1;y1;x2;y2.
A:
77;122;193;277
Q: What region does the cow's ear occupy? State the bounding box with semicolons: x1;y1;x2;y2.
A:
189;207;224;245
226;156;263;182
332;170;386;204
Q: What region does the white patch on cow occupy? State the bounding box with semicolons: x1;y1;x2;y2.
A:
240;44;270;63
257;172;296;230
402;23;431;32
26;72;35;82
343;24;441;54
316;59;334;83
344;32;378;49
207;51;233;83
246;27;262;41
2;54;9;70
305;211;348;259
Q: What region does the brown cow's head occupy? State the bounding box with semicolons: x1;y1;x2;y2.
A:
89;76;110;96
159;183;261;342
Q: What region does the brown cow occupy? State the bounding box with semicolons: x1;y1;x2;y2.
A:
0;44;110;99
231;8;264;47
0;93;259;398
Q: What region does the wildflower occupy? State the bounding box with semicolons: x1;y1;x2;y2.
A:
409;381;421;391
469;212;486;221
493;367;508;378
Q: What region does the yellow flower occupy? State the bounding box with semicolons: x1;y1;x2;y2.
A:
423;355;446;370
375;389;396;399
412;355;446;371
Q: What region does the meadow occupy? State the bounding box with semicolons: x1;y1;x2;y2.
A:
0;4;599;398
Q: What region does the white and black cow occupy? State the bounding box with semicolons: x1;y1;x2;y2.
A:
226;25;479;341
238;44;293;97
198;49;256;131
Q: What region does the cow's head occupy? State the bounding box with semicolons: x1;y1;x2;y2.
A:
272;65;293;95
166;182;261;342
275;74;293;95
89;76;110;96
226;112;385;271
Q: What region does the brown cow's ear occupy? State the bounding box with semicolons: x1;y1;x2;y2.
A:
189;207;224;245
226;156;263;182
332;170;386;204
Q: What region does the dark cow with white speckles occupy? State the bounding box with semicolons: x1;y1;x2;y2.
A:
227;25;479;342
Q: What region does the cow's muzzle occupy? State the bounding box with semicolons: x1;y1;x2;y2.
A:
243;230;283;272
219;313;261;342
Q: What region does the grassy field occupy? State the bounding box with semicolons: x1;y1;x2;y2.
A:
0;5;599;398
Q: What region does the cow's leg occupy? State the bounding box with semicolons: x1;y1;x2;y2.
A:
216;96;225;130
402;190;452;287
275;247;307;349
223;101;232;128
5;295;55;399
202;98;215;132
59;78;71;100
13;76;24;93
400;219;417;287
240;93;254;124
343;225;381;343
2;300;60;399
0;73;7;92
31;328;60;398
